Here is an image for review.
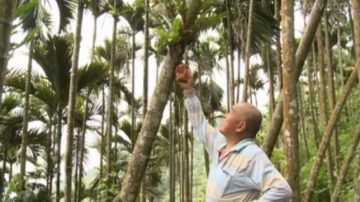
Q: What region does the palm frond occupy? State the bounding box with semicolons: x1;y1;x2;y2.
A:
193;12;227;33
54;0;76;32
33;34;73;103
77;61;108;91
18;0;52;32
85;0;108;17
0;93;22;115
120;3;144;32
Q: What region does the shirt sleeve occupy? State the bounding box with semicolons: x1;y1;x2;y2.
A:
248;152;293;202
184;91;217;154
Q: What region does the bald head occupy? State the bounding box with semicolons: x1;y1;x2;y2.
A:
234;102;262;137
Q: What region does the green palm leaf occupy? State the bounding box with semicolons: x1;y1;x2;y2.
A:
18;0;52;32
55;0;76;32
77;61;108;91
33;34;73;104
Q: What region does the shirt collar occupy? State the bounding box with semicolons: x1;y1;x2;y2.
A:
217;137;254;152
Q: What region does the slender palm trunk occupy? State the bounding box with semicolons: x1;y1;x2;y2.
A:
274;0;282;90
106;14;118;192
309;45;321;147
224;36;231;111
131;32;136;147
298;85;310;160
236;48;241;103
337;28;344;88
47;116;54;198
169;98;175;202
76;90;90;202
20;39;34;190
241;0;254;102
140;0;150;198
91;15;98;62
98;88;105;201
143;0;149;116
74;133;80;202
0;0;18;102
178;115;184;202
190;128;194;198
281;0;300;200
316;27;336;194
56;104;62;202
64;1;84;201
183;109;190;201
225;0;234;106
262;0;328;156
266;44;275;117
324;16;340;170
0;141;8;199
331;120;360;202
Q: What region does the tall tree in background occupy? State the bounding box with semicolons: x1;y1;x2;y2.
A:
19;39;34;191
0;0;18;102
16;0;54;190
281;0;300;200
64;0;85;201
105;0;120;196
85;0;107;61
262;0;328;156
225;0;234;107
316;24;335;194
140;0;150;200
241;0;254;102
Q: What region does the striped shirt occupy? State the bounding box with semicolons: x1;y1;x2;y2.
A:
184;92;292;202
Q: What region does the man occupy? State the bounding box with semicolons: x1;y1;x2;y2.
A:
176;64;292;201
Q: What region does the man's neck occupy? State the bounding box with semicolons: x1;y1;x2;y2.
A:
224;135;248;149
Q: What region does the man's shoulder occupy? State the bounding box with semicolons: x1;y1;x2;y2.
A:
242;143;267;159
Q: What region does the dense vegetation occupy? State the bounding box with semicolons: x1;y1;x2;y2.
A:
0;0;360;201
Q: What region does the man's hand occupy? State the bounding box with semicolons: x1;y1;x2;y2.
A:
175;63;193;91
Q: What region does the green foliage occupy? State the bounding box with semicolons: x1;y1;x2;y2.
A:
4;175;51;202
155;18;182;51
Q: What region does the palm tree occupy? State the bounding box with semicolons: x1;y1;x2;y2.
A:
241;0;254;102
19;38;35;191
119;1;144;148
140;0;150;200
64;0;85;201
0;93;21;199
316;24;336;195
262;0;329;157
0;92;50;201
16;0;55;190
0;0;18;102
75;62;109;202
224;0;235;107
104;0;120;196
6;35;70;200
5;34;109;201
84;0;107;61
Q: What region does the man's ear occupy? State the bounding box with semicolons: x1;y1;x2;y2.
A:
235;121;246;133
